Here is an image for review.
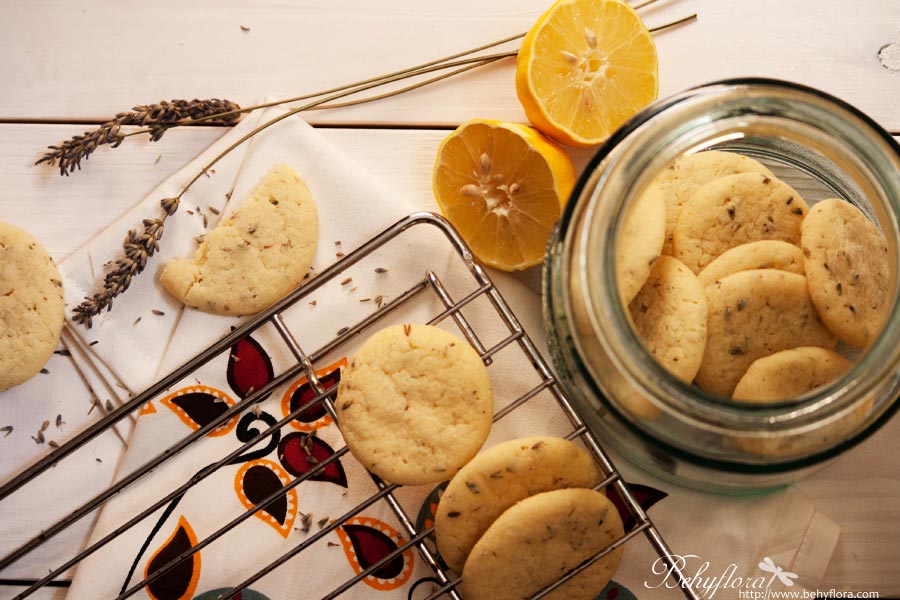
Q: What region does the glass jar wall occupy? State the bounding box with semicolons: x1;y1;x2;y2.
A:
544;79;900;493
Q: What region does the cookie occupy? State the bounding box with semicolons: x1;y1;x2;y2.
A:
643;151;773;255
335;324;493;485
628;256;707;382
673;172;808;273
697;240;805;287
616;185;666;304
801;199;890;348
0;222;65;392
733;347;853;402
461;488;624;600
697;270;836;397
435;436;602;573
160;163;318;315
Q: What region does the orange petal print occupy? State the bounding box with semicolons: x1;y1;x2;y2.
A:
234;459;298;538
138;401;157;416
144;515;201;600
335;516;414;591
160;385;238;437
281;358;346;432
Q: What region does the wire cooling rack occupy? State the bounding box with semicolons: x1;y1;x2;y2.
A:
0;212;699;600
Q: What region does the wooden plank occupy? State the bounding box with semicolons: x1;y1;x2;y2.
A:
4;0;900;129
2;123;898;260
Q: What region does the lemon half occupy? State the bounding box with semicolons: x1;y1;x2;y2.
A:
433;119;576;271
516;0;659;147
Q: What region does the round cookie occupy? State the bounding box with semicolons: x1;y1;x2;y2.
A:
335;324;493;485
697;270;836;397
697;240;805;287
642;151;773;255
616;185;666;305
801;198;890;348
0;222;65;392
673;172;808;273
435;436;602;573
733;347;853;402
461;488;624;600
160;163;318;315
628;255;708;383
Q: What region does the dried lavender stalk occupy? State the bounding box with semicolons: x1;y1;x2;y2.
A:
71;200;176;327
36;99;241;176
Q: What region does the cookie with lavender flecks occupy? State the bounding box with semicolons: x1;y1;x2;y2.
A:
0;222;65;392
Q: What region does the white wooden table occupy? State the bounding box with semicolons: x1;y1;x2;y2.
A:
1;0;899;597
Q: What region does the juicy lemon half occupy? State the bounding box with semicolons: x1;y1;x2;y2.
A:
516;0;659;147
433;119;576;271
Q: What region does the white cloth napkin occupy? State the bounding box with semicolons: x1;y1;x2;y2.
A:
48;105;840;599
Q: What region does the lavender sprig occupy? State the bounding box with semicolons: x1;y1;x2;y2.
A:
36;99;241;176
72;199;178;327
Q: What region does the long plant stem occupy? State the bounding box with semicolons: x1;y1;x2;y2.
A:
124;3;691;134
71;9;696;325
177;55;513;199
176;12;697;198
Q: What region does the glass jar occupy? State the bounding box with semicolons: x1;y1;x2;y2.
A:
544;78;900;494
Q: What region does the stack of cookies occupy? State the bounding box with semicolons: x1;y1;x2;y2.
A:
436;437;622;600
335;325;623;600
619;151;890;403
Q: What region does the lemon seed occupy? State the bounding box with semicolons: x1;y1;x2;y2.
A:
478;153;491;175
460;184;481;197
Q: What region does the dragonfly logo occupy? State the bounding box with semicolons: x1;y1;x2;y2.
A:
758;556;799;587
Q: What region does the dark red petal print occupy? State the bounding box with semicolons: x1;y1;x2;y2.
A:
193;589;272;600
243;465;289;525
597;580;638;600
288;369;341;423
340;524;404;580
145;515;200;600
227;335;274;399
277;432;347;487
607;481;668;532
194;588;269;600
170;393;230;430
